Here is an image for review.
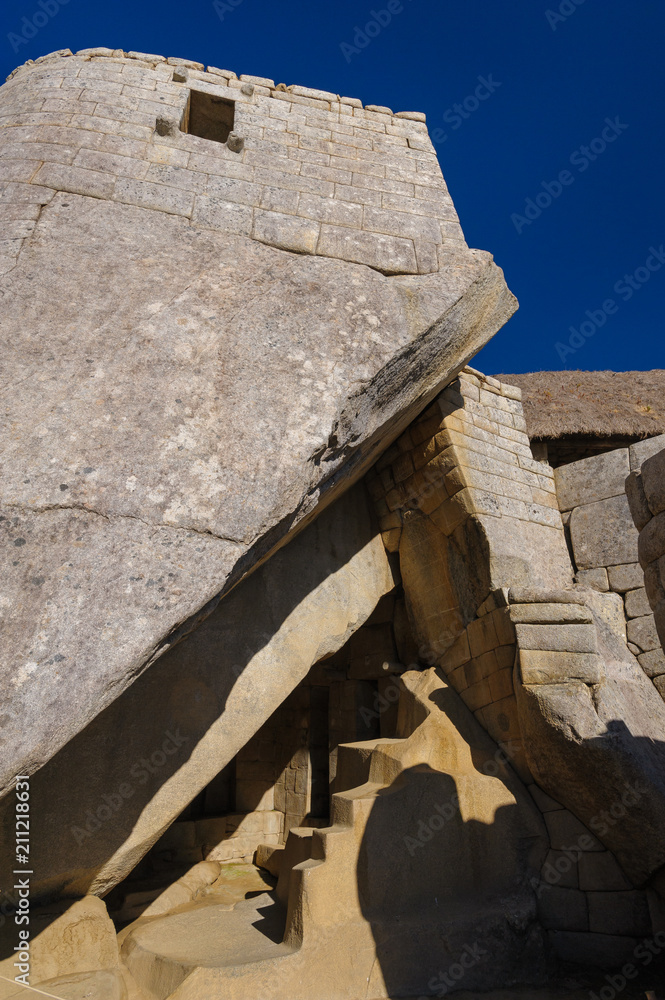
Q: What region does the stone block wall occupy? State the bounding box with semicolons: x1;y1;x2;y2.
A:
365;369;654;955
627;444;665;699
556;435;665;693
0;47;465;277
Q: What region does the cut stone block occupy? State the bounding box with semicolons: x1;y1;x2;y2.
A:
554;449;629;512
641;447;665;516
537;886;588;931
637;648;665;678
519;650;602;685
625;471;653;531
638;510;665;565
515;623;598;654
544;810;603;852
626;614;660;652
607;562;644;593
576;568;609;592
578;852;632;891
569;495;639;569
510;603;593;625
629;433;665;471
541;849;579;888
624;587;652;619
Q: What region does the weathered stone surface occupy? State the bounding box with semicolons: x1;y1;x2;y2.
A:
0;191;515;796
638;511;665;566
576;568;609;592
554;449;629;512
579;589;627;645
638;647;665;678
515;608;665;885
641;447;665;516
625;470;653;531
624;587;652;619
569;495;639;569
509;603;593;625
514;623;598;654
519;650;602;685
626;614;660;652
0;484;395;899
607;563;645;592
629;432;665;471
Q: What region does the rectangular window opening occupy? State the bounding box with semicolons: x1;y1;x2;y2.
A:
183;89;235;144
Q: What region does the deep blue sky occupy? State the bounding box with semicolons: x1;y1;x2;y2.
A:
1;0;663;374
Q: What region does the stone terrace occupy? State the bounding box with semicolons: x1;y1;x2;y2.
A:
0;47;466;276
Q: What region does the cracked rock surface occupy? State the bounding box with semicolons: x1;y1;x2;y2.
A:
0;192;516;794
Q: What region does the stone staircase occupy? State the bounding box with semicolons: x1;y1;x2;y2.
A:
119;669;549;1000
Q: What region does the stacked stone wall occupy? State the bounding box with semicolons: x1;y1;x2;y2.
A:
366;370;654;958
556;435;665;695
627;445;665;697
0;47;465;277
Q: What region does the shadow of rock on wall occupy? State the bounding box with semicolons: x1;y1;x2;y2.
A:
356;674;551;998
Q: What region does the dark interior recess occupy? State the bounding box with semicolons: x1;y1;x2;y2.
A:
184;89;235;143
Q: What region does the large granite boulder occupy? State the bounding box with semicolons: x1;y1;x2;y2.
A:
0;193;515;796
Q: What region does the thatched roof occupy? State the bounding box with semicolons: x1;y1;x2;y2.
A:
494;370;665;441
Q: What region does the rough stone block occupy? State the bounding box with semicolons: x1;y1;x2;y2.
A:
626;614;660;652
515;623;598;654
114;175;194;216
641;447;665;516
528;784;563;812
624;587;652;619
578;852;632;891
34;161;116;199
638;510;665;565
298;193;363;228
554;449;629;511
538;886;588;931
519;649;602;685
625;470;653;531
192;194;253;236
542;849;579;888
637;647;665;678
569;495;639;569
467;615;499;657
576;568;609;592
253;209;320;254
544;810;603;852
607;562;644;593
317;224;417;273
587;890;651;936
629;433;665;471
510;603;593;625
